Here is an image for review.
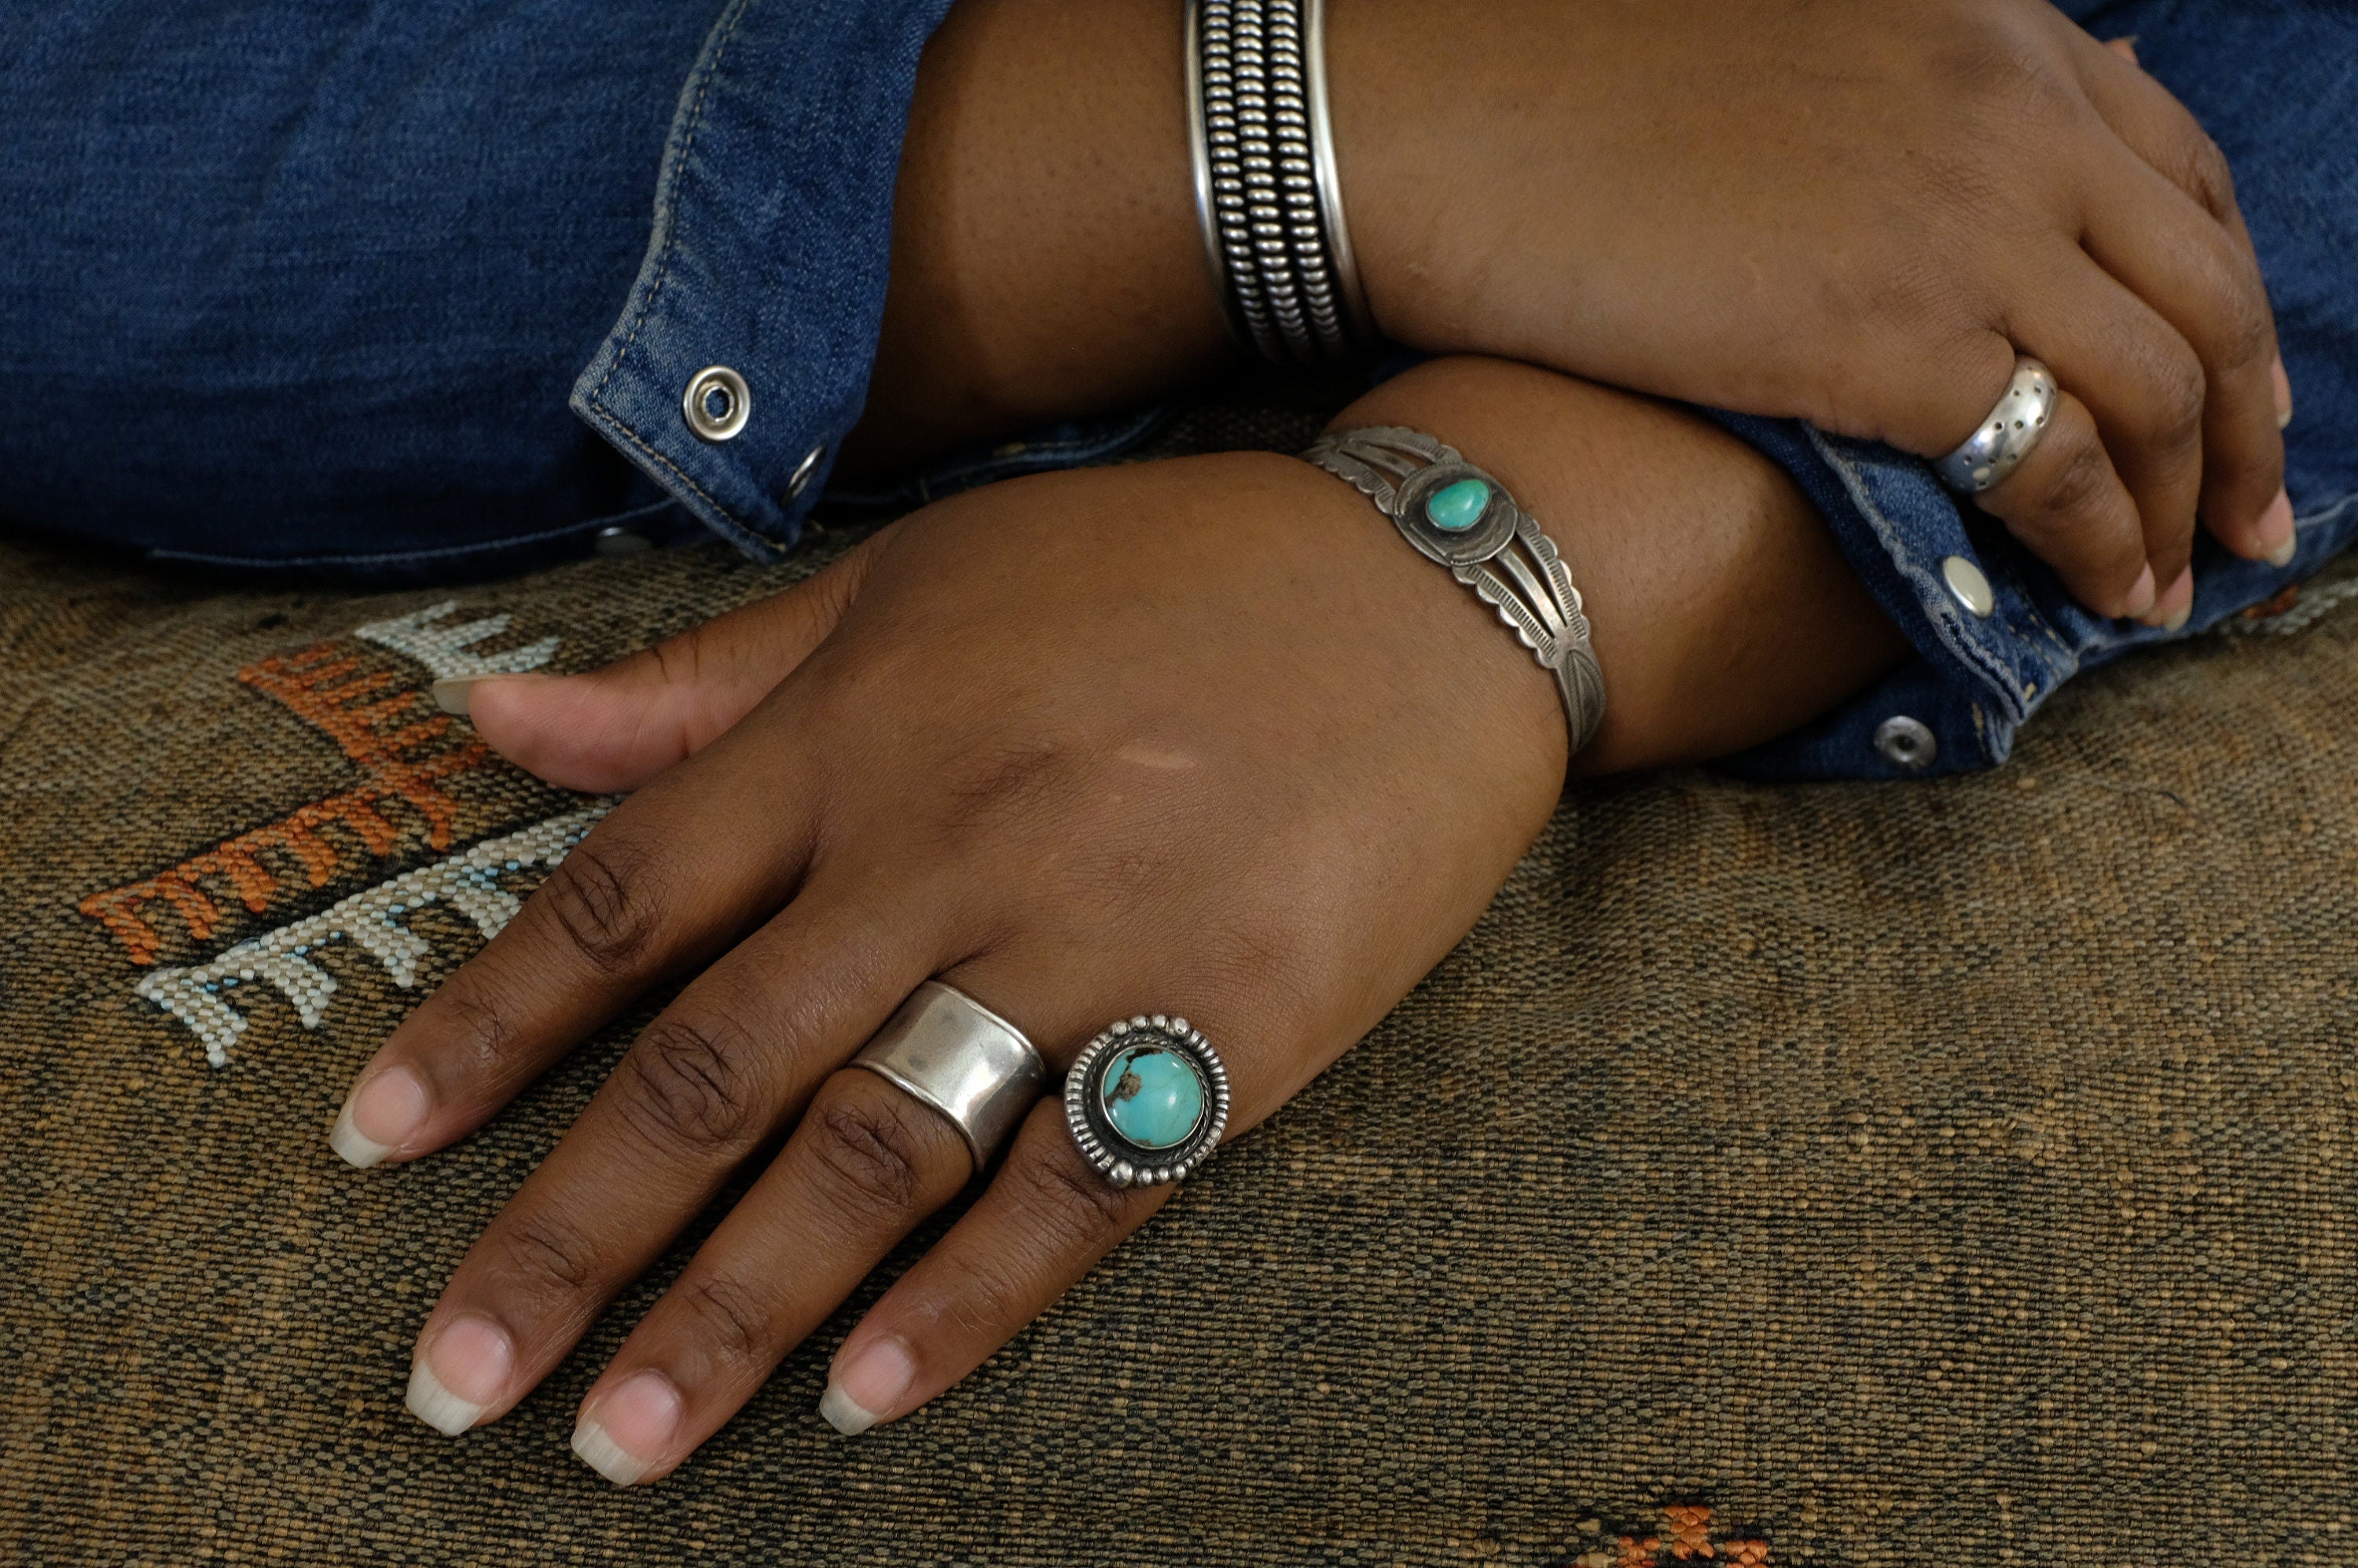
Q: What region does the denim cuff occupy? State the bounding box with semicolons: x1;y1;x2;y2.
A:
1708;413;2354;784
570;0;956;561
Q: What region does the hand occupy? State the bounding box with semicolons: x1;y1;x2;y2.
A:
337;352;1908;1481
332;447;1570;1479
1332;0;2291;622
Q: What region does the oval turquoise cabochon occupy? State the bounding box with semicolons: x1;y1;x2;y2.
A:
1100;1045;1207;1149
1423;477;1491;532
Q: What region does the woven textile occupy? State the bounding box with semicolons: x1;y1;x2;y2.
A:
5;395;2356;1564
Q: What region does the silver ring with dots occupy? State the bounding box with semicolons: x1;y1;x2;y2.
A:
1935;356;2058;494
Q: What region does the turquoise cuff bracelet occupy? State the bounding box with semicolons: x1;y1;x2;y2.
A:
1301;426;1607;754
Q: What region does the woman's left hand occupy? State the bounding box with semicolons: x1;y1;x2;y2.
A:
329;447;1570;1480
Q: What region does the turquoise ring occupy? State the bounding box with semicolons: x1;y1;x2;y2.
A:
1063;1015;1231;1188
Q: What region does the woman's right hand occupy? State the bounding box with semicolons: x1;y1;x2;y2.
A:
1333;0;2292;623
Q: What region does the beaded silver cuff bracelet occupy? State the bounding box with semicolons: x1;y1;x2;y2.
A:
1187;0;1373;365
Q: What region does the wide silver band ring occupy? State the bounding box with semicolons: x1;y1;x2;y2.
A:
1935;356;2059;494
850;982;1047;1177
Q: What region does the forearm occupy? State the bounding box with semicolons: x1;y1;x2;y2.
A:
842;0;1227;477
1325;357;1912;776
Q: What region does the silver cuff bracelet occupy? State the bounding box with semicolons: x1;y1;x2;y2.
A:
1301;427;1606;754
1187;0;1372;365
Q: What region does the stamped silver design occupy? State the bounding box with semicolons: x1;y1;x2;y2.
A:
1935;356;2058;494
1063;1015;1232;1189
1301;426;1606;753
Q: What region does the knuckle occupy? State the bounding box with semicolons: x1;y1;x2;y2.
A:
498;1209;602;1302
2174;228;2272;373
433;986;527;1088
2150;352;2209;453
1006;1139;1133;1253
2214;270;2274;376
538;835;667;975
619;1012;764;1158
674;1272;775;1372
807;1087;940;1217
1940;33;2085;136
2120;336;2208;457
2026;433;2117;521
2182;130;2239;216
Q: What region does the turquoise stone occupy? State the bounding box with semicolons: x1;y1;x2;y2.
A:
1100;1045;1207;1150
1423;477;1491;532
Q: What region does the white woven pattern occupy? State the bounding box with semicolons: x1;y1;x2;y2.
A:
138;804;613;1066
354;600;560;680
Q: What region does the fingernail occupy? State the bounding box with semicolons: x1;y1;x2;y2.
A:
329;1064;428;1168
2161;567;2195;633
406;1315;512;1437
820;1336;916;1437
572;1370;683;1487
2273;356;2294;430
432;677;483;717
2122;563;2158;619
2140;567;2195;632
2258;487;2297;567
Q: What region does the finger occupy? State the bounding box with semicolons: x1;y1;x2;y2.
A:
553;950;1113;1481
2074;32;2294;555
814;971;1324;1441
1865;327;2027;463
1974;387;2158;619
2079;154;2287;562
445;526;896;793
2012;253;2207;589
560;1067;988;1482
327;715;818;1168
402;882;939;1439
561;936;1296;1479
811;1098;1173;1440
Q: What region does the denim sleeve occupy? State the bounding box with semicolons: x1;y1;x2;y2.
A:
1702;410;2358;785
1705;0;2358;784
570;0;956;561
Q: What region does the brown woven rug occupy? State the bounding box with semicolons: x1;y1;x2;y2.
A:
5;397;2356;1563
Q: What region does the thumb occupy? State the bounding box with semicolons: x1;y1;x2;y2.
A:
435;524;894;792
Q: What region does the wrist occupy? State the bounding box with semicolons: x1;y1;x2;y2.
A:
1320;0;1610;359
843;0;1235;478
1227;447;1576;791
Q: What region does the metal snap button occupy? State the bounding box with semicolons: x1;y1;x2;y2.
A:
784;442;827;502
593;525;654;557
1941;555;1995;618
1874;715;1938;769
682;365;751;443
